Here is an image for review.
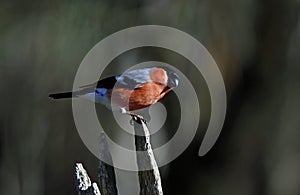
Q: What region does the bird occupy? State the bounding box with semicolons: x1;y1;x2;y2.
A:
49;67;179;121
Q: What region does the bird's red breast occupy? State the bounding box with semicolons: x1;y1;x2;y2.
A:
109;81;171;111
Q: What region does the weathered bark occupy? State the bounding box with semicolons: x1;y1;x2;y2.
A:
75;163;101;195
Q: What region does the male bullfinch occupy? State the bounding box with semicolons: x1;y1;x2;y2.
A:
49;67;179;119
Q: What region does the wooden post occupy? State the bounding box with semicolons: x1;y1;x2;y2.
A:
75;132;118;195
98;132;118;195
75;117;163;195
133;116;163;195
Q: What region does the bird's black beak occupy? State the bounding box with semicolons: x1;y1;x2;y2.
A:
167;71;179;88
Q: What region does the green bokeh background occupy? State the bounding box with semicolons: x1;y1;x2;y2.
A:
1;0;299;194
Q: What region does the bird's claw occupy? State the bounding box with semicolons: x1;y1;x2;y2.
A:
127;112;147;124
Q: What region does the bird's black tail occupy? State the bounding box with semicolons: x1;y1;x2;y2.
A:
49;92;74;99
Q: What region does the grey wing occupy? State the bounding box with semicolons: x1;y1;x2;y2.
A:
78;67;154;91
114;67;153;89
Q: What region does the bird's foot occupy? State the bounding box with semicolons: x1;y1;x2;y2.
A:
128;112;147;125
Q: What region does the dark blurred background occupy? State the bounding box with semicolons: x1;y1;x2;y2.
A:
1;0;300;194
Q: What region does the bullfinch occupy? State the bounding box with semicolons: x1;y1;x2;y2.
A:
49;67;179;119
